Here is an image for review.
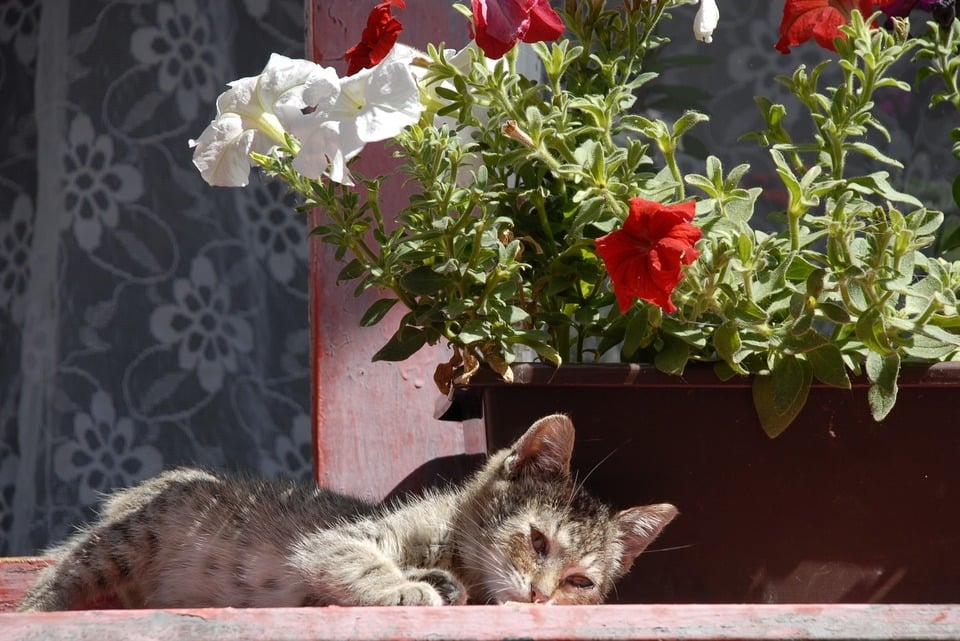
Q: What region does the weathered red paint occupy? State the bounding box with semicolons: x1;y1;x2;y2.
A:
305;0;485;502
5;600;960;640
7;560;960;638
1;558;123;612
0;558;49;612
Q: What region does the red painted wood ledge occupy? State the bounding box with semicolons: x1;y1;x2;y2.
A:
3;603;960;640
5;559;960;639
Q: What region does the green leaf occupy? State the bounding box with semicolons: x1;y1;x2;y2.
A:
805;269;825;298
847;142;903;168
783;330;851;389
713;360;740;381
736;233;754;264
574;139;601;170
791;309;815;335
455;321;488;345
917;324;960;349
754;251;795;304
724;188;761;224
506;305;530;324
752;355;813;438
372;327;427;362
673;111;710;138
805;343;851;389
685;173;718;198
399;266;450;295
654;334;690;375
817;302;852;324
714;320;748;374
569;196;609;235
855;307;893;353
902;333;960;360
847;172;923;207
770;149;803;209
516;339;562;366
622;310;655;359
336;259;365;284
865;351;900;421
359;298;399;327
725;163;751;191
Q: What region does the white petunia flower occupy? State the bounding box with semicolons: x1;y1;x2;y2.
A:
290;53;424;185
190;53;336;187
343;61;423;142
694;0;719;44
190;114;262;188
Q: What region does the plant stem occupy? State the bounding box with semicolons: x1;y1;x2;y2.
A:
664;146;685;200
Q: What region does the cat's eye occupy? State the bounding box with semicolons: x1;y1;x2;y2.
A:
530;526;548;558
565;575;594;590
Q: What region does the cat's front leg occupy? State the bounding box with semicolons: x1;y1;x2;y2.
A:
290;533;465;606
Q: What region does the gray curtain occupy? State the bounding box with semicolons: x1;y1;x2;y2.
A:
0;0;954;556
1;0;312;555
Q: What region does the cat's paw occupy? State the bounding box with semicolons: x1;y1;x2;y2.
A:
402;569;467;605
391;582;445;606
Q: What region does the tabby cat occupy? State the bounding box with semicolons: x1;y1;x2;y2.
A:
19;413;676;610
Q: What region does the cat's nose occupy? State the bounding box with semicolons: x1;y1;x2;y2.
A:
529;584;551;604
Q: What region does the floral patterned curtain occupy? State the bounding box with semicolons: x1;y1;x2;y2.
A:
0;0;954;556
0;0;312;555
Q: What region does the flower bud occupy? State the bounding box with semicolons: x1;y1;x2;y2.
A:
694;0;719;44
932;0;956;28
891;17;910;44
502;120;536;149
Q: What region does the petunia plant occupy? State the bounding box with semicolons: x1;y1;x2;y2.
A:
192;0;960;437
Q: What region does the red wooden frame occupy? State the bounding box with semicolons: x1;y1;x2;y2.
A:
306;0;484;503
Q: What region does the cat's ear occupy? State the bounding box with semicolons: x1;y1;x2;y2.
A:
503;414;575;479
615;503;678;569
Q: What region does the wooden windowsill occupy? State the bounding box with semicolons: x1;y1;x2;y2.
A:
4;602;960;640
4;558;960;640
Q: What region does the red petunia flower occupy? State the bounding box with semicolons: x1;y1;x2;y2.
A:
344;0;406;76
471;0;565;60
775;0;896;54
595;198;701;315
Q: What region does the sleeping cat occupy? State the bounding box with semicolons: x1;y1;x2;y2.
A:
18;413;676;610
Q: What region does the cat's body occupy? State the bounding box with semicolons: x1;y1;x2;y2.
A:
18;414;677;610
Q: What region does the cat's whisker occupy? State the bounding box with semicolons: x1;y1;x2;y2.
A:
570;446;621;505
641;543;696;554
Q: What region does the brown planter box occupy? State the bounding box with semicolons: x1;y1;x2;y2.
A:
453;362;960;604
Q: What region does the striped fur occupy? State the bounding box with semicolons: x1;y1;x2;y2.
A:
18;414;676;610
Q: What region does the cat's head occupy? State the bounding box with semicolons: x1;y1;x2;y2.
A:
453;413;677;605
